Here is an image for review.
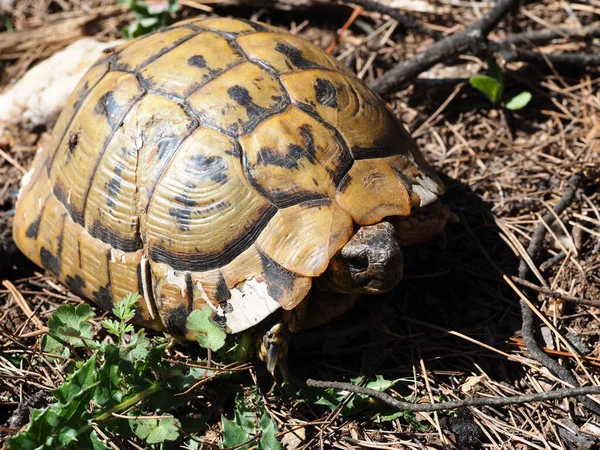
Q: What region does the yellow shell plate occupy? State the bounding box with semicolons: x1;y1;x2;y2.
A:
13;17;444;339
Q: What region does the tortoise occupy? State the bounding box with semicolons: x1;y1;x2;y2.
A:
12;17;447;371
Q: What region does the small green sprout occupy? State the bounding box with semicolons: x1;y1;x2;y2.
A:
469;59;532;111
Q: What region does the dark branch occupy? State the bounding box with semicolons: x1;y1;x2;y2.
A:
516;173;600;416
499;22;600;45
369;0;519;95
510;276;600;307
509;49;600;69
306;379;600;412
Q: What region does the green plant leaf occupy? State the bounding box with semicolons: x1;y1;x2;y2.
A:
89;430;111;450
187;307;227;351
469;75;502;105
46;304;95;348
131;416;181;444
221;416;252;449
505;91;532;110
257;413;281;450
53;356;97;406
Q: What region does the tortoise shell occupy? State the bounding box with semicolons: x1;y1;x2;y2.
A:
13;17;444;339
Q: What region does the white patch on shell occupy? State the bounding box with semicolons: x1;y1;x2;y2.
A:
414;174;443;207
194;281;213;306
216;278;280;334
140;256;156;320
20;166;36;192
165;269;187;295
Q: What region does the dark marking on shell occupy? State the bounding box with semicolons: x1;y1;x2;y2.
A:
293;101;354;187
26;217;41;239
289;124;317;164
256;146;299;170
186;153;228;184
188;55;208;68
213;314;227;327
66;132;79;163
215;273;231;302
89;220;142;252
166;305;189;336
168;196;192;232
156;136;182;161
219;300;233;314
149;204;277;271
238;19;269;33
314;78;338;108
170;198;232;231
274;42;318;70
107;174;121;198
351;143;394;160
185;273;194;310
93;91;121;128
40;247;61;277
92;284;113;311
337;172;352;193
257;249;298;302
187;55;220;78
65;274;86;293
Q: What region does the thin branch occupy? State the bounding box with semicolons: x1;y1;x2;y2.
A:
510;276;600;307
306;379;600;412
517;173;600;416
499;22;600;45
509;48;600;69
341;0;440;38
369;0;519;94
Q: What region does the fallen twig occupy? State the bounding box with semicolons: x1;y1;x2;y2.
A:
508;48;600;69
499;22;600;45
306;379;600;412
510;276;600;307
368;0;518;94
516;173;600;416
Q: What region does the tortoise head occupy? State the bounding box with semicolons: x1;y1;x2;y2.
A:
318;221;403;294
318;201;449;294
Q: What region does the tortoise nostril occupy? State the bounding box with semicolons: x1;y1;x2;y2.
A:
347;253;369;272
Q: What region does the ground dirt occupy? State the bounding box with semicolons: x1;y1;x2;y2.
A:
0;0;599;449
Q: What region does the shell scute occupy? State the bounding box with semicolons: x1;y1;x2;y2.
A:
188;61;288;136
145;126;274;272
239;106;351;207
139;31;245;98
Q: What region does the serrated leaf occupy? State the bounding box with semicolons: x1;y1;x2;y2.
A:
221;416;252;449
46;304;95;347
102;319;120;336
131;416;181;444
469;75;502;105
187;307;227;351
505;91;532;110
